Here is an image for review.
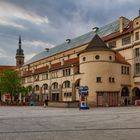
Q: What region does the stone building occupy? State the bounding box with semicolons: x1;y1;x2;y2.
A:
17;14;140;107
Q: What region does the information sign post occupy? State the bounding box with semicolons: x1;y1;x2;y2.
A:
79;86;89;110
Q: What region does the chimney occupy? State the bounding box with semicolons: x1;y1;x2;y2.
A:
66;39;71;43
45;48;49;52
120;16;124;33
92;27;99;33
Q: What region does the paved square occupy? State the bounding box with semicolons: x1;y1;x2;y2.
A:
0;106;140;140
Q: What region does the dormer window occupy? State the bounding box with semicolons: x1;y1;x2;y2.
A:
109;41;116;48
122;36;131;46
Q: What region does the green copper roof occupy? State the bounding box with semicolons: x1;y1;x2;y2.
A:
25;17;130;65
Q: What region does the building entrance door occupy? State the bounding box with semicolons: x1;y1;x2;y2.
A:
97;92;104;106
52;93;59;101
108;92;118;106
97;92;118;107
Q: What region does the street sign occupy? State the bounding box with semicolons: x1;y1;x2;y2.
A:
78;86;89;110
79;86;89;96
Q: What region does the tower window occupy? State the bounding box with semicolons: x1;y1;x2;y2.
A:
96;77;102;83
83;57;86;61
95;55;100;60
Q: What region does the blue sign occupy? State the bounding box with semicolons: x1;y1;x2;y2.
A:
79;86;89;96
79;86;89;110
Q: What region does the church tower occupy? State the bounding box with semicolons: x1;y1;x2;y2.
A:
16;35;24;67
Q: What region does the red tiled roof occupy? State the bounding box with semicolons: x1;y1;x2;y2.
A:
0;65;16;71
64;58;79;65
22;66;49;77
102;21;133;42
115;52;130;65
22;70;32;77
23;58;79;77
34;66;49;74
50;62;61;70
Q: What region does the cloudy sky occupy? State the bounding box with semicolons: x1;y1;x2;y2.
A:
0;0;140;65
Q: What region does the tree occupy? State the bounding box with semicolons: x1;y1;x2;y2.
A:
0;69;24;102
19;86;32;102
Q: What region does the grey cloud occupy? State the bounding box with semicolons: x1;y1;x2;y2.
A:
0;0;140;65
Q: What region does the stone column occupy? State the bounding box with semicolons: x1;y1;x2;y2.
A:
59;85;62;101
48;85;51;101
72;83;76;101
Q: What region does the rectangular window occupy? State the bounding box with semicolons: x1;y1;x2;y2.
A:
109;77;115;83
127;67;129;74
42;73;48;80
96;77;101;83
109;41;116;48
109;77;112;82
121;66;129;75
135;48;140;57
112;78;115;83
64;92;72;97
121;66;124;74
34;75;39;81
122;36;131;46
27;77;31;83
63;68;71;76
66;68;71;76
63;70;65;76
135;32;139;41
51;71;58;78
124;66;127;74
136;63;140;74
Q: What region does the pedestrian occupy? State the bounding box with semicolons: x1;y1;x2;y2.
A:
44;99;48;108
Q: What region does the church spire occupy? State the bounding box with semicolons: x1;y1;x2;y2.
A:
16;35;24;67
19;35;21;50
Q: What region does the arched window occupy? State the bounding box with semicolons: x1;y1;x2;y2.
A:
35;85;39;91
42;84;48;90
63;81;71;88
52;82;58;89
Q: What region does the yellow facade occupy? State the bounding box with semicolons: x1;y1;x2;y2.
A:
17;15;140;107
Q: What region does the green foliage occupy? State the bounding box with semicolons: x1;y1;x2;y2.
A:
20;86;32;98
0;69;31;102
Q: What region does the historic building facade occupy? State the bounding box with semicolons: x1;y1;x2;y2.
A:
17;15;140;107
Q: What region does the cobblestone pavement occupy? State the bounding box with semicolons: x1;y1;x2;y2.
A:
0;106;140;140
